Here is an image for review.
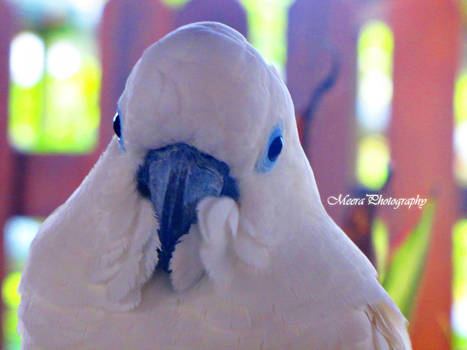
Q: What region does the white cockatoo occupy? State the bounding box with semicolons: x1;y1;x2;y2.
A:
18;22;411;350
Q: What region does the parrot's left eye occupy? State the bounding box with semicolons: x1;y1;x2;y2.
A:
113;112;121;138
255;124;283;173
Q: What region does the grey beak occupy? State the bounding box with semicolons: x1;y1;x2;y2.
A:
136;143;239;273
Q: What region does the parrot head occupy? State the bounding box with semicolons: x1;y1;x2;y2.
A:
110;21;325;289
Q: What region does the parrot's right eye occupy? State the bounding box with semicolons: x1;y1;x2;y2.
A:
113;112;121;138
267;136;283;162
255;124;283;173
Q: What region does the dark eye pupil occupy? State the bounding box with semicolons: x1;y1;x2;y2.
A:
268;136;283;161
113;112;121;138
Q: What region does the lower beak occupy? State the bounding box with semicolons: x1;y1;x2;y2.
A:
136;143;238;272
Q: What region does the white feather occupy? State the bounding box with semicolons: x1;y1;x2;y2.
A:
198;196;239;288
170;225;205;291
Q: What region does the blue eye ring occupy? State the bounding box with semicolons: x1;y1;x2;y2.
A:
255;124;284;173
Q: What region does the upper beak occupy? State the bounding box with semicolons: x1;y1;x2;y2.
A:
136;143;239;273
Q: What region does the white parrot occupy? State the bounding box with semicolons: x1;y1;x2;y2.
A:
18;22;411;350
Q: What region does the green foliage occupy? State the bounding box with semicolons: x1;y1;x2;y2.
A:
371;218;389;283
453;333;467;350
373;201;436;319
453;330;467;350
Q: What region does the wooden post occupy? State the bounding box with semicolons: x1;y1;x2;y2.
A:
99;0;175;153
175;0;247;37
287;0;358;226
0;1;13;346
389;1;460;348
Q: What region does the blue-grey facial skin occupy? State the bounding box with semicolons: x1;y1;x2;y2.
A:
137;143;239;273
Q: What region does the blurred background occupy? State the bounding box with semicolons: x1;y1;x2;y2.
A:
0;0;465;349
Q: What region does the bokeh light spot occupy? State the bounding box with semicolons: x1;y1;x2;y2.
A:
452;220;467;344
356;135;390;190
358;20;394;57
47;41;82;80
2;273;21;309
454;72;467;125
4;216;40;263
10;32;45;87
454;122;467;162
161;0;191;8
356;20;394;133
241;0;294;74
454;122;467;186
357;71;393;131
